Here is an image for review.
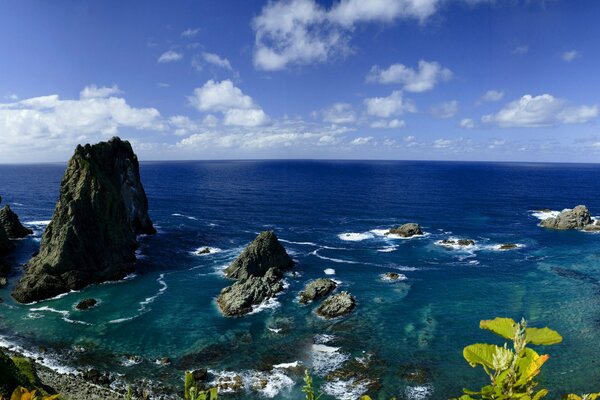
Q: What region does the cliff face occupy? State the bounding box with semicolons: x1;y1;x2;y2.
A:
12;137;155;303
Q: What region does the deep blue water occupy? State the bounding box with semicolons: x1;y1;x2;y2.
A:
1;160;600;399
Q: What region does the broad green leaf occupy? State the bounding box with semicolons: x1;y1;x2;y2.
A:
515;348;549;386
533;389;549;400
480;318;518;340
526;327;563;345
463;344;506;369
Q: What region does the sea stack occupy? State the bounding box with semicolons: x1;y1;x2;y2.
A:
12;137;155;303
217;231;294;316
0;197;16;255
0;204;33;239
540;205;597;230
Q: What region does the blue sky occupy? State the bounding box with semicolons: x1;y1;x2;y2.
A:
1;0;599;163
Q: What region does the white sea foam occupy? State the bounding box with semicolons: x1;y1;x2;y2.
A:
279;239;319;246
324;268;336;275
338;232;374;241
406;384;433;400
311;344;348;376
171;213;197;220
29;306;91;325
121;356;143;367
108;315;142;324
370;228;430;240
273;361;301;369
248;297;281;315
208;369;295;398
0;335;78;375
380;273;407;282
25;220;51;226
311;249;359;264
314;334;335;344
138;273;168;312
530;210;560;220
323;378;369;400
268;327;282;334
377;245;398;253
434;238;478;252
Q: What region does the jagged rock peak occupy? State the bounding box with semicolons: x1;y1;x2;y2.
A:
12;137;155;303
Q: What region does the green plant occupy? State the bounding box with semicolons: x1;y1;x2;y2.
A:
302;369;322;400
184;371;217;400
454;317;599;400
0;387;59;400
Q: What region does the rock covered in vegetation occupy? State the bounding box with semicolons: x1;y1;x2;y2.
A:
218;231;293;316
0;205;32;239
75;298;97;310
12;137;156;304
299;278;337;304
386;223;423;237
316;291;356;318
218;268;284;316
0;351;48;398
540;205;595;230
224;231;294;279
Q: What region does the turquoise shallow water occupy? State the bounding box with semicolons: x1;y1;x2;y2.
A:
1;160;600;399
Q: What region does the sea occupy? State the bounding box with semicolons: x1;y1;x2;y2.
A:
1;160;600;399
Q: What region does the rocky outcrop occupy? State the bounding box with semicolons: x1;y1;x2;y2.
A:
75;298;97;310
218;231;293;317
316;291;356;319
540;205;595;230
299;278;337;304
439;239;475;247
12;137;155;304
386;223;423;237
0;197;15;256
0;205;32;239
224;231;293;279
498;243;518;250
217;268;284;316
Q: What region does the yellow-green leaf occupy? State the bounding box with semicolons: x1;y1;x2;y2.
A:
463;344;505;369
480;318;518;340
526;327;563;345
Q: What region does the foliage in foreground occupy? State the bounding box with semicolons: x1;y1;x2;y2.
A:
454;317;600;400
0;387;59;400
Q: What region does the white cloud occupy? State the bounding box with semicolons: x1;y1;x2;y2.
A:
158;50;184;63
181;28;200;38
487;139;506;149
367;60;452;92
459;118;475;129
370;118;406;129
482;94;599;128
202;114;219;127
350;136;374;145
431;100;458;119
433;138;452;149
80;84;122;99
252;0;443;71
321;102;356;124
0;86;164;152
188;80;269;127
201;52;233;70
562;50;580;62
4;93;18;101
480;89;504;103
513;45;528;55
364;90;416;118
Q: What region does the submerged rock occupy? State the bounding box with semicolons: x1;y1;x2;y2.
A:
540;205;593;230
12;137;156;304
386;223;423;237
499;243;518;250
75;298;98;310
439;239;475;247
197;247;211;255
224;231;294;280
218;231;293;317
316;291;356;319
0;205;32;239
299;278;337;304
218;268;284;316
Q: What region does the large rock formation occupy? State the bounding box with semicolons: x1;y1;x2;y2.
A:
224;231;294;279
0;196;15;255
540;205;595;230
386;223;423;237
298;278;337;304
218;231;293;316
12;137;155;303
0;205;33;239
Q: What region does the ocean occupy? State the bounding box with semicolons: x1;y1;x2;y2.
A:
1;160;600;399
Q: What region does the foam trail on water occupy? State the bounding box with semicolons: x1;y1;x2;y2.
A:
338;232;373;241
311;249;359;264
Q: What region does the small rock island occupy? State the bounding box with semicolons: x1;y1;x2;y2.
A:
217;231;294;316
540;205;600;231
12;137;156;304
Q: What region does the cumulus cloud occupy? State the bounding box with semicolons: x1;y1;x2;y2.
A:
350;136;374;145
431;100;458;119
459;118;475;129
482;94;599;128
252;0;443;71
562;50;580;62
480;89;504;103
370;118;406;129
188;80;269;127
80;84;122;99
0;85;164;152
158;50;184;63
181;28;200;38
433;138;452;149
321;102;356;124
367;60;452;92
364;90;416;118
201;52;233;70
